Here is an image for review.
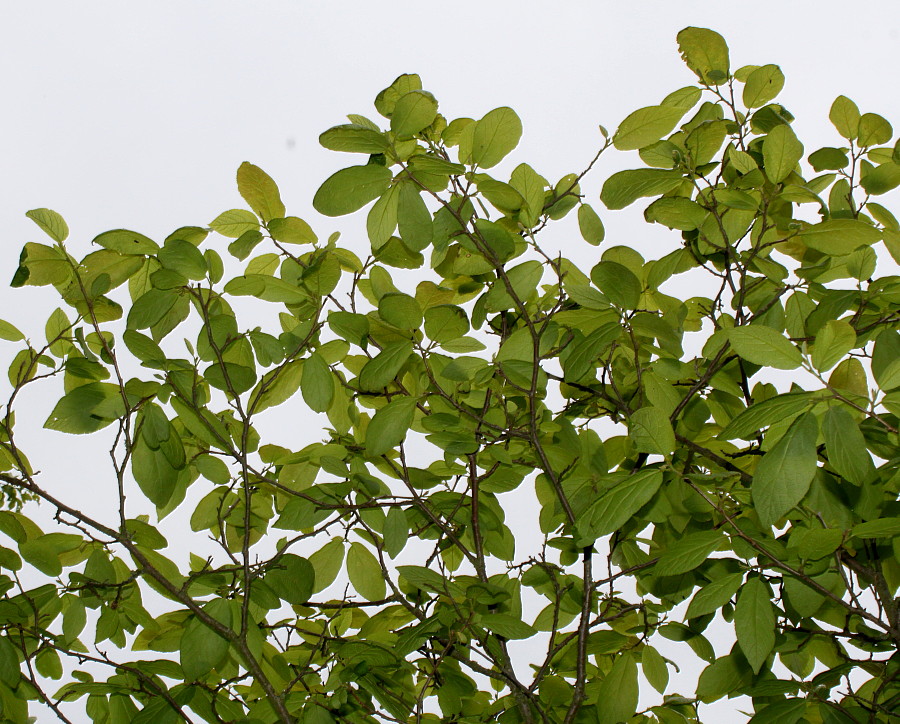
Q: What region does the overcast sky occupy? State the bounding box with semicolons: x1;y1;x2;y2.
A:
3;1;900;721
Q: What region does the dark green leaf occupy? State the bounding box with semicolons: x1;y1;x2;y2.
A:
735;578;775;674
753;412;818;526
365;396;417;457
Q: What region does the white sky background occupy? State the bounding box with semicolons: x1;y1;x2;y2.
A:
3;1;900;721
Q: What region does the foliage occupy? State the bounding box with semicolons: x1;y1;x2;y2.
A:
0;26;899;724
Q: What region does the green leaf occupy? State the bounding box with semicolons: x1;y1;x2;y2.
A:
210;209;260;238
379;293;423;330
677;27;730;84
595;653;639;723
719;392;814;440
641;645;668;694
266;553;315;604
180;599;232;680
236;162;285;222
132;438;180;508
26;208;69;242
798;219;881;256
269;216;318;245
309;539;344;593
44;382;124;434
301;353;334;413
629;407;676;455
358;341;413;392
735;577;775;674
390;91;438;138
763;124;803;183
471;107;522;169
808;147;849;172
367;183;399;250
577;204;605;245
480;613;536;640
830;96;860;140
590;261;641;309
319;124;389;153
811;320;856;372
742;64;785;108
600;169;684;210
872;330;900;390
823;407;874;484
0;638;20;688
685;573;744;619
857;112;892;147
365;396;417;457
614;105;686;151
424;305;469;343
580;469;663;542
727;325;802;369
93;229;159;256
861;162;900;195
752;412;819;526
347;542;385;601
655;531;722;576
383;507;408;559
313;165;393;217
20;538;62;576
852;518;900;539
0;320;24;342
397;183;433;251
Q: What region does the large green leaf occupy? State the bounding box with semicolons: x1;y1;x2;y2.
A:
595;653;638;723
742;65;785;108
365;396;417;457
266;553;315;605
390;91;438;138
752;412;818;526
44;382;124;434
358;341;413;392
26;208;68;242
677;27;730;84
762;124;803;183
797;219;881;256
600;169;684;210
655;531;722;577
301;353;334;413
823;406;874;484
471;107;522;169
629;407;676;455
829;95;860;140
727;325;801;369
313;165;393;217
579;469;663;542
685;573;744;619
719;392;814;440
180;599;232;681
237;162;285;222
347;542;386;601
92;229;159;256
735;578;774;674
614;105;685;151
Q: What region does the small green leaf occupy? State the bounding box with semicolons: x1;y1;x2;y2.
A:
358;341;413;392
580;469;663;541
752;412;818;526
379;293;423;330
763;124;803;183
735;578;775;674
861;162;900;195
269;216;317;245
365;396;417;457
26;208;68;242
720;392;813;440
829;96;860;140
0;320;24;342
685;573;744;619
727;325;802;369
641;645;669;695
590;261;641;309
857;113;892;147
313;165;393;217
742;64;785;108
301;353;334;413
471;107;522;169
577;204;605;245
480;613;536;640
93;229;159;256
237;162;285;222
347;542;386;601
210;209;260;238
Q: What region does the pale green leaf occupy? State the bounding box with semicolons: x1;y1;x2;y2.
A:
727;325;802;369
313;165;393;217
347;542;386;601
763;124;803;183
614;105;686;151
471;107;522;169
823;406;874;484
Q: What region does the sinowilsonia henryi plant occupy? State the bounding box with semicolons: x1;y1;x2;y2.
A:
0;26;898;724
